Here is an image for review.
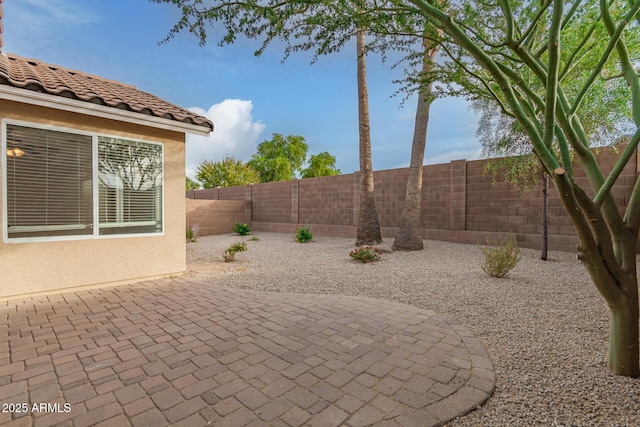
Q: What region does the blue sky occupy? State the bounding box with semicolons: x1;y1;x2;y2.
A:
3;0;482;180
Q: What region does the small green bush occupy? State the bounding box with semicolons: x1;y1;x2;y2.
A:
223;241;248;262
249;236;260;241
186;224;200;242
480;234;522;278
350;246;382;263
295;226;313;243
232;222;252;236
186;225;197;242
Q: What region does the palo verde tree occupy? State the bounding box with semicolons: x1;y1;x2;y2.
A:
393;0;640;376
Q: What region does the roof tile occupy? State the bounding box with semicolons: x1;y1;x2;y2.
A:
0;53;213;132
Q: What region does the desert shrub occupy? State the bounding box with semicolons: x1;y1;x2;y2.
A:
223;242;248;262
295;226;313;243
186;225;197;242
249;236;260;241
350;246;382;263
480;234;522;278
232;222;252;236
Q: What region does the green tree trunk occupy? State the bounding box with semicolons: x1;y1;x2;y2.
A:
393;40;438;251
557;168;640;377
355;27;382;246
609;293;640;376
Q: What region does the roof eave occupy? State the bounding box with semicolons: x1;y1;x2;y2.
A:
0;85;212;136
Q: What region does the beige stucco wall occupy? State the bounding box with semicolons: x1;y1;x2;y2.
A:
0;100;187;297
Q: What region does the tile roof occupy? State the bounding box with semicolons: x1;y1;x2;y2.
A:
0;53;213;133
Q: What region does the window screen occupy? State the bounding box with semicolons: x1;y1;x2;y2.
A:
98;137;163;235
5;124;93;238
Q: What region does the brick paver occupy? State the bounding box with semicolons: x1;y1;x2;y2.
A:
0;278;494;426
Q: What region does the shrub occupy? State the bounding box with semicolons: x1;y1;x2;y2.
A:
249;236;260;241
232;222;252;236
223;242;248;262
350;246;382;263
295;226;313;243
186;224;199;242
480;234;522;278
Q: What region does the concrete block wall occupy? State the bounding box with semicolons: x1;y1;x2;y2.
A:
421;163;451;229
373;168;409;228
251;181;292;223
186;199;248;237
299;175;354;226
187;146;638;252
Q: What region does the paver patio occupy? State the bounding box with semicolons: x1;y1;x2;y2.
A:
0;278;494;426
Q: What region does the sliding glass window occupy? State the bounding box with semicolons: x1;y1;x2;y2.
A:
3;122;163;242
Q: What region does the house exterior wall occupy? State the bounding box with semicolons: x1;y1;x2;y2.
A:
0;100;187;297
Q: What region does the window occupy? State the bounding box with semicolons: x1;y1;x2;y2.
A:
98;137;163;235
3;122;163;241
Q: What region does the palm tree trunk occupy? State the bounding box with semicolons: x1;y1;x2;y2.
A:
355;27;382;246
393;40;438;251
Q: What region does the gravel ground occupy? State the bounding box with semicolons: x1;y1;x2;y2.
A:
185;232;640;426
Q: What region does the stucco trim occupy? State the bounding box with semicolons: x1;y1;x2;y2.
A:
0;272;185;302
0;85;211;136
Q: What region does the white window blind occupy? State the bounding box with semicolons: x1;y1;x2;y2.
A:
98;137;163;235
5;124;93;238
3;123;164;241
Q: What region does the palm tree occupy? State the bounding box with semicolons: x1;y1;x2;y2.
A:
355;26;382;246
393;38;439;251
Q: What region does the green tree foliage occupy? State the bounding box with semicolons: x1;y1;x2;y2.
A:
186;176;200;191
301;152;342;178
196;157;260;188
248;133;309;182
400;0;640;377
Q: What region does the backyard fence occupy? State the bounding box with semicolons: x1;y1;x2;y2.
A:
186;146;639;252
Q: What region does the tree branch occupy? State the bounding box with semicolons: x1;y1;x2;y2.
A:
559;21;599;81
624;170;640;235
569;6;638;118
408;0;560;173
601;0;640;127
542;0;563;153
517;0;552;49
553;168;627;303
498;0;515;43
594;128;640;206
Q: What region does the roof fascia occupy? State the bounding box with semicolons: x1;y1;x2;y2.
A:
0;85;212;136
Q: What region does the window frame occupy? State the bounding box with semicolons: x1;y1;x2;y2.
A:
2;119;165;243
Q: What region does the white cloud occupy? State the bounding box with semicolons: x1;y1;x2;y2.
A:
186;99;266;179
